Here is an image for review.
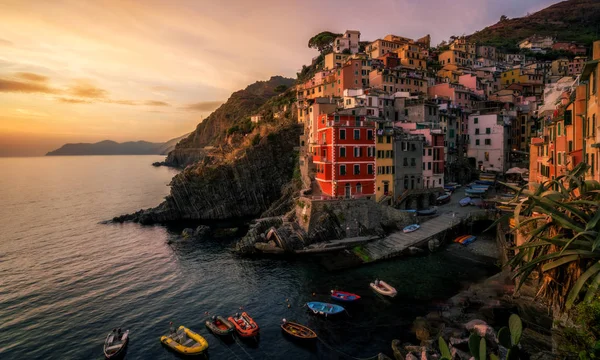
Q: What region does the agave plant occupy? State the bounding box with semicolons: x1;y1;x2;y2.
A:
500;162;600;310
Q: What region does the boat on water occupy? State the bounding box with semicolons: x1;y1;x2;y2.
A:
436;193;451;205
446;182;461;188
306;302;345;316
228;312;260;338
104;329;129;359
459;197;471;207
160;326;208;355
331;290;361;302
370;280;397;298
468;184;490;189
403;224;420;233
281;320;317;341
205;315;234;336
416;207;437;216
465;188;486;197
444;185;455;192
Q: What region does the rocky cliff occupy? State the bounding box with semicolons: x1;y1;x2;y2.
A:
163;76;295;168
113;122;302;224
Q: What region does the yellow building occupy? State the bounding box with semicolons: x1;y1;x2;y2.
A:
375;120;395;203
500;68;544;86
324;52;350;70
449;37;476;56
396;44;427;70
551;58;569;76
438;50;474;67
437;64;464;83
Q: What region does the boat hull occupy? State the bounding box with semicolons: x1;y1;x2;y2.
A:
104;331;129;360
228;312;259;338
206;315;235;336
331;290;361;302
403;224;420;233
160;326;208;355
370;280;397;298
306;302;345;316
281;322;317;341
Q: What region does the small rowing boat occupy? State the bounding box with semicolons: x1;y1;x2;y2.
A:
370;280;397;298
228;312;259;338
205;315;234;336
160;326;208;355
417;207;437;216
331;290;361;302
459;197;471;207
436;193;451;204
306;302;345;316
403;224;420;233
104;329;129;359
461;236;477;245
476;180;495;185
281;320;317;340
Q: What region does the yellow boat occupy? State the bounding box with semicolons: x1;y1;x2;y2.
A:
160;326;208;355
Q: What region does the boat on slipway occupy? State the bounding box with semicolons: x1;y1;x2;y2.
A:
416;207;437;216
403;224;420;233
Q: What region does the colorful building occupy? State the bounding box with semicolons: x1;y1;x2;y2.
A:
369;68;428;95
438;50;474;67
324;52;350;70
333;30;361;54
396;43;427;69
313;114;376;198
375;118;395;203
568;56;587;76
467;113;512;172
476;45;497;60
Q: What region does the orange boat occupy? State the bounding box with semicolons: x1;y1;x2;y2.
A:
228;312;259;338
454;235;470;243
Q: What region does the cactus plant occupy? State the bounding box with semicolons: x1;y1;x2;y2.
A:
469;333;482;360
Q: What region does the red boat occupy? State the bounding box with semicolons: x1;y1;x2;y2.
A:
331;290;361;302
228;312;259;338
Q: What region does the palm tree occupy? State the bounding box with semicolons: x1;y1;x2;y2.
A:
502;162;600;311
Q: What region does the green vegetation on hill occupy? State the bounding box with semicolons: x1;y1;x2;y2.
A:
174;76;295;150
467;0;600;51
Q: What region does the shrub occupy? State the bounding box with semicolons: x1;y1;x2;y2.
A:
251;134;262;146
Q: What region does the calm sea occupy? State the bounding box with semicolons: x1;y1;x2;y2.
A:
0;156;497;359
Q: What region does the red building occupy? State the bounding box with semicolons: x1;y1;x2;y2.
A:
313;114;376;198
552;42;587;56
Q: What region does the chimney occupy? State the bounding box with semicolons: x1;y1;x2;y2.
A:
594;40;600;61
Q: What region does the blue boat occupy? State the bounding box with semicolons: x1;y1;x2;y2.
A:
403;224;420;233
306;302;345;317
469;184;489;189
466;188;486;194
444;185;455;192
459;197;471;206
475;180;495;185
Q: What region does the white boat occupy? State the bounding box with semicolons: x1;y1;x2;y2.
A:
370;280;397;298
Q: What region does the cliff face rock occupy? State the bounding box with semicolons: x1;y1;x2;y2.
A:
113;124;302;224
163;76;295;167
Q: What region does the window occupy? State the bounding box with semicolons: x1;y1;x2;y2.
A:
475;128;480;135
476;139;480;145
340;147;346;157
485;128;491;134
354;147;362;157
449;129;455;138
485;139;491;145
411;158;416;166
367;164;374;175
354;129;360;140
403;158;408;166
474;117;478;124
339;129;346;140
558;152;562;165
354;164;360;175
593;154;596;176
558;123;561;136
386;136;391;143
378;136;383;143
339;165;346;175
428;162;431;170
367;129;373;140
428;149;432;156
368;147;374;157
356;183;362;194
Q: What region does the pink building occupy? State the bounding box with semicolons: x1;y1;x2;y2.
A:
458;74;485;97
428;83;479;110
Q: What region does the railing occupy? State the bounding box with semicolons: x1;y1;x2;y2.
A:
327;120;374;127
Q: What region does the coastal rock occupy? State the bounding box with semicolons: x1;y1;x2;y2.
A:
392;339;406;360
428;238;440;252
193;225;211;239
112;124;301;225
408;246;425;255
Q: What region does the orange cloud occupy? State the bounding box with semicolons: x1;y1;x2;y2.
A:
0;78;58;94
16;72;48;82
144;100;170;106
67;80;108;98
0;38;12;46
56;97;92;104
183;100;223;112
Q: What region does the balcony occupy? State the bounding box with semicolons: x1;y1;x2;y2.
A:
327;120;374;128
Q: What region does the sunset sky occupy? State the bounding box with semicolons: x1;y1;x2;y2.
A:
0;0;558;156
